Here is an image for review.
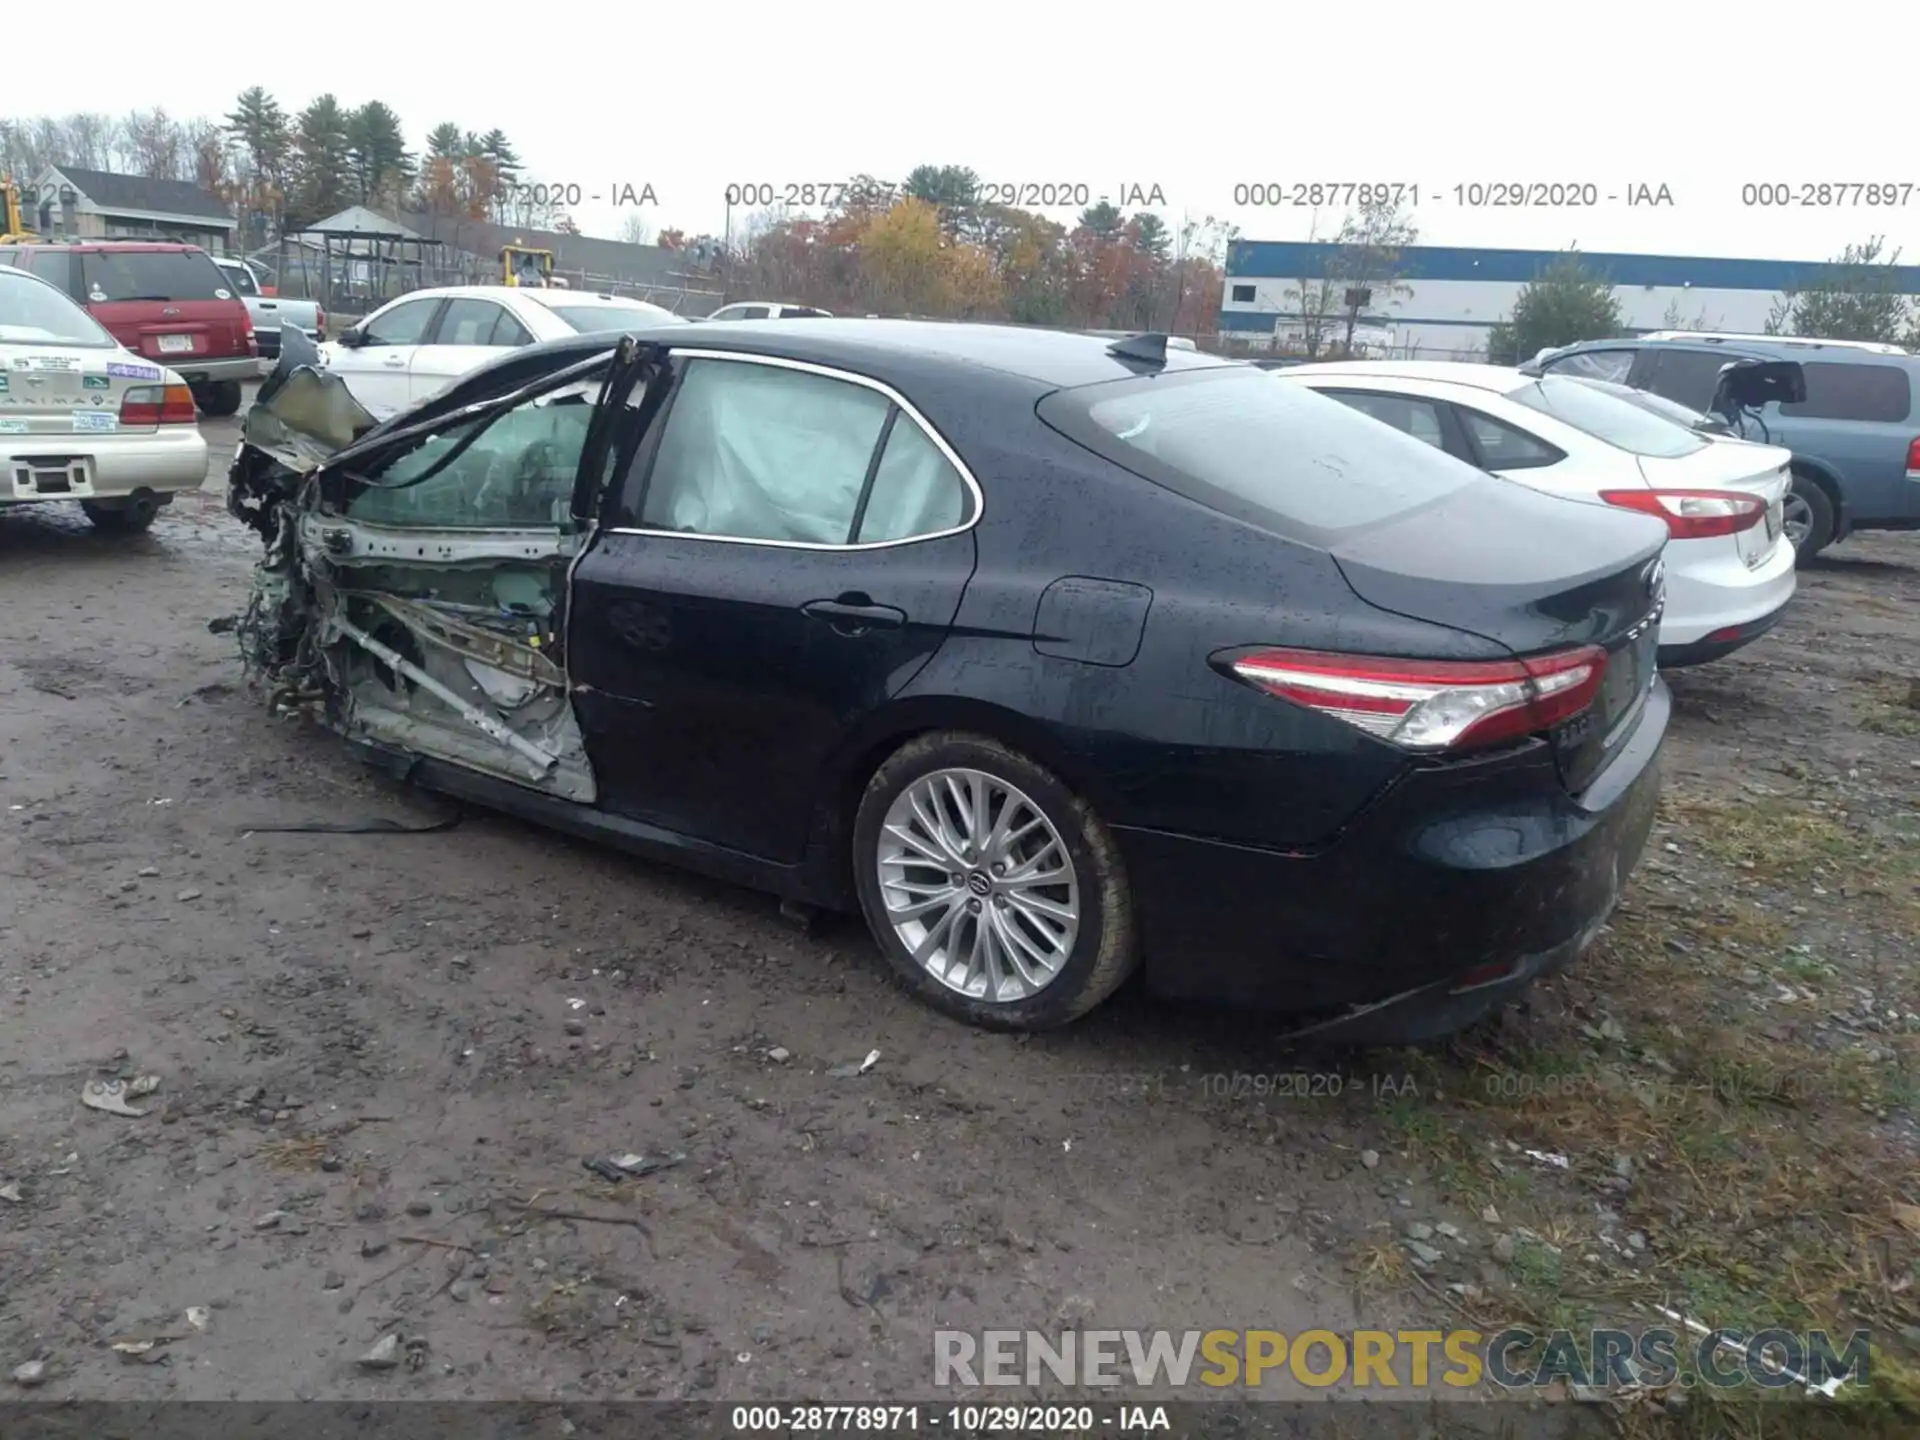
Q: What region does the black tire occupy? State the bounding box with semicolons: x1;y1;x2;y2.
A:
194;381;243;418
1786;471;1836;558
81;497;159;534
851;731;1138;1031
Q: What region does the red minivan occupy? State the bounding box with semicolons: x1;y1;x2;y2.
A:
1;242;260;416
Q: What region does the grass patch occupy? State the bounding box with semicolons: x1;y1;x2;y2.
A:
1856;677;1920;740
1664;794;1861;880
1400;781;1920;1422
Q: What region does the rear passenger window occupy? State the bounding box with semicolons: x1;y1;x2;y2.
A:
1782;362;1912;423
1326;390;1449;451
855;415;970;542
1460;410;1562;470
491;310;534;346
640;358;893;543
433;298;505;346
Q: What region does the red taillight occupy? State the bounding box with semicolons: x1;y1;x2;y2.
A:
1599;488;1765;540
120;383;197;425
1223;645;1608;753
1906;437;1920;473
316;309;327;336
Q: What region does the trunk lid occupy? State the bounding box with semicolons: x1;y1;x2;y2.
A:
81;249;253;362
0;343;156;436
1635;439;1793;563
1328;475;1668;794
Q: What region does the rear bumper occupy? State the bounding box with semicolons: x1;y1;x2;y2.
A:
1119;679;1669;1030
3;428;209;502
1658;530;1796;648
175;357;268;384
1658;596;1791;668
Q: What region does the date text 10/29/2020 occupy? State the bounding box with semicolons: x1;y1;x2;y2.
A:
1229;182;1676;208
722;182;1168;211
1067;1071;1418;1102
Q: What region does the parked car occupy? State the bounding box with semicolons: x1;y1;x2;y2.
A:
227;322;1670;1042
1281;361;1795;667
213;256;325;359
0;241;260;416
1523;332;1920;557
0;265;207;532
707;301;833;320
318;285;687;417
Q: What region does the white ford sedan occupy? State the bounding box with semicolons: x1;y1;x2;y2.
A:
1281;361;1797;667
319;285;688;417
1;265;207;533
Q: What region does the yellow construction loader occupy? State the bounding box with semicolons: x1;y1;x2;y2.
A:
502;243;556;287
2;176;39;243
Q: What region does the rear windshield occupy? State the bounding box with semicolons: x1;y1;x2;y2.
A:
1505;374;1707;458
1037;365;1484;537
82;250;231;303
549;303;686;334
218;261;260;296
0;271;115;346
1571;376;1728;432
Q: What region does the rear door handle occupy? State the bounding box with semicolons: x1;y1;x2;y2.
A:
382;354;406;367
802;597;906;633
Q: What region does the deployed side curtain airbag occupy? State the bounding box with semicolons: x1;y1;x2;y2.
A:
643;360;890;543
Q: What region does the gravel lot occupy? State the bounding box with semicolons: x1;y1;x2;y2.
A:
1;395;1914;1430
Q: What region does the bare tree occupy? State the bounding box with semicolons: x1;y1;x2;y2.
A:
1329;195;1419;355
1281;209;1343;356
122;108;186;180
1660;296;1718;330
182;118;230;193
616;211;654;247
61;113;121;170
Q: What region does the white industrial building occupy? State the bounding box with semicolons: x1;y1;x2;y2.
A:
1218;241;1920;357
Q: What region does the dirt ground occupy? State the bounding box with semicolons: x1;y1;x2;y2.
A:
1;395;1916;1432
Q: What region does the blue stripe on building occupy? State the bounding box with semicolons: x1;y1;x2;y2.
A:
1225;242;1920;293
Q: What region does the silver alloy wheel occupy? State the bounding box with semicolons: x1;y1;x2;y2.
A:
1781;490;1813;549
875;767;1080;1003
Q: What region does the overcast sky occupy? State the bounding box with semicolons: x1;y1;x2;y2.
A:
10;1;1916;264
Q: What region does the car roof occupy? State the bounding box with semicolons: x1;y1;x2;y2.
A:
1282;359;1531;392
388;284;537;304
1553;333;1920;367
8;240;205;253
393;321;1241;421
519;289;680;310
565;319;1240;388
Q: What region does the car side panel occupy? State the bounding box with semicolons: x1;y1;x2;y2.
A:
815;423;1505;855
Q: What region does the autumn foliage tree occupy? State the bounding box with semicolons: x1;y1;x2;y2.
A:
723;169;1231;334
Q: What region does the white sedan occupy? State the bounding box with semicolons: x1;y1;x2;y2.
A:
1;265;207;533
319;286;688;417
1281;361;1796;666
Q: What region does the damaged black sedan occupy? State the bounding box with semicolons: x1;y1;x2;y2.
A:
228;322;1672;1042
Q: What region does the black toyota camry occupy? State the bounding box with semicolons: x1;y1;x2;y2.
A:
228;321;1671;1042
